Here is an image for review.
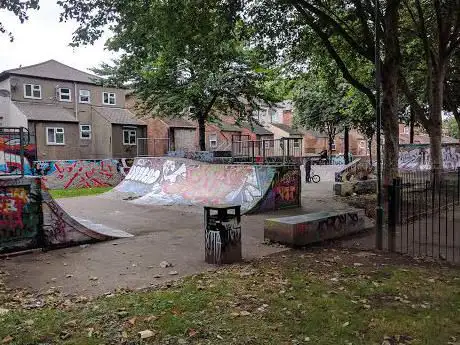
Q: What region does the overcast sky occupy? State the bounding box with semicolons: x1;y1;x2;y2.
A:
0;1;116;73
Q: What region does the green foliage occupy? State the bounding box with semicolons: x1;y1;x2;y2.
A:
0;0;40;41
49;187;112;199
444;117;460;139
59;0;275;150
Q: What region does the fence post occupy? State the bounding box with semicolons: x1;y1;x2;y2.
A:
262;140;266;164
19;127;25;177
387;178;398;252
251;141;255;164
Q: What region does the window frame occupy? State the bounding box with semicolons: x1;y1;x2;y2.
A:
123;128;137;146
359;140;366;149
293;138;301;149
58;87;72;102
46;127;65;145
79;89;91;104
24;84;42;99
102;92;116;105
80;124;92;140
209;133;218;149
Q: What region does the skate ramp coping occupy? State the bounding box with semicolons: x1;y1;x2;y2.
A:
264;209;372;246
72;217;133;238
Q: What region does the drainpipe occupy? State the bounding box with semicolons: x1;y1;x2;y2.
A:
74;82;78;121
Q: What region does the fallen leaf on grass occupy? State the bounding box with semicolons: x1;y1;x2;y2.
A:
1;336;13;344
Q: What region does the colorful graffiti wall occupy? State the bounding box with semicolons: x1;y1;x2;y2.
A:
113;157;301;213
399;144;460;170
0;178;41;252
35;158;134;189
0;133;37;175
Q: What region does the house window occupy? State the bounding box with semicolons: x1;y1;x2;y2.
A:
103;92;116;105
209;133;218;149
59;88;71;102
24;84;41;99
293;138;300;148
46;127;65;145
80;124;92;139
359;140;366;149
123;129;137;145
403;126;410;134
79;89;90;103
331;140;336;151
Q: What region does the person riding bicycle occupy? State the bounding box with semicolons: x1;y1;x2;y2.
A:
304;157;312;183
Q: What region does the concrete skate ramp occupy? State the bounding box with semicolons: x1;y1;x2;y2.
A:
107;157;301;213
41;189;133;247
0;176;132;254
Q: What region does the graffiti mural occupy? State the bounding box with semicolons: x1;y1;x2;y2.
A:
255;166;301;212
35;158;134;189
167;150;214;162
0;178;41;252
399;144;460;170
118;158;277;212
0;132;37;175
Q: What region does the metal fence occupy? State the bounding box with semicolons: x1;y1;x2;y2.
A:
231;138;303;165
0;127;35;176
387;169;460;264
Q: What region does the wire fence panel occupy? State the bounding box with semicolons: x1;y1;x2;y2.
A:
231;138;302;165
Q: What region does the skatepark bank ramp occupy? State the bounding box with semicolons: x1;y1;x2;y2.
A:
106;157;301;214
0;176;132;254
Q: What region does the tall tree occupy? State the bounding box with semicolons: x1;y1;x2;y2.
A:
399;0;460;171
294;72;348;155
0;0;39;41
59;0;273;151
246;0;402;181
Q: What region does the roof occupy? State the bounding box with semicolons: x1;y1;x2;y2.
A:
162;118;196;128
0;60;101;85
92;107;146;126
13;102;78;122
219;123;242;132
242;122;273;136
304;129;328;138
270;123;303;136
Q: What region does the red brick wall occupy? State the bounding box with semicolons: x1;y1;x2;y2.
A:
146;118;169;156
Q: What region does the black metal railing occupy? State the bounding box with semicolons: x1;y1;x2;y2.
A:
387;169;460;264
0;127;35;176
231;138;303;165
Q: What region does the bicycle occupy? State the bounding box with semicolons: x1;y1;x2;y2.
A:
307;171;320;183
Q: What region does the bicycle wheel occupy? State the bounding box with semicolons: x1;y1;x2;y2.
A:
311;174;320;183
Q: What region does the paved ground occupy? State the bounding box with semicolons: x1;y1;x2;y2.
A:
0;177;365;296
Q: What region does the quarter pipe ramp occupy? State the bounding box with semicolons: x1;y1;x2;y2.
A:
105;157;301;214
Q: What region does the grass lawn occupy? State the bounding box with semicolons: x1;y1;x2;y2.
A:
0;249;459;344
48;187;113;199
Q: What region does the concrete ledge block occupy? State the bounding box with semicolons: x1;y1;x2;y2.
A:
264;209;366;246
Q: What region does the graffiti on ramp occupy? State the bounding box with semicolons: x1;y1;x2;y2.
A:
109;157;301;213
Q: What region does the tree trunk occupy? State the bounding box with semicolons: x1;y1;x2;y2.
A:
409;107;415;143
429;68;446;172
198;114;206;151
381;0;401;184
368;137;373;165
328;135;334;159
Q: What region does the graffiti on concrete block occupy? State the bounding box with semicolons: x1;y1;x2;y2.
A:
315;212;360;235
0;185;40;245
399;144;460;170
35;158;133;189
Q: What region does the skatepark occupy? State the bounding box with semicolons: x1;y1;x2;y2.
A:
0;155;368;295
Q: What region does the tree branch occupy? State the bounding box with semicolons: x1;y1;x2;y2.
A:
288;0;374;61
291;3;376;105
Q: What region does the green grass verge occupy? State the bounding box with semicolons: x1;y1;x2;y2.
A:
0;250;459;344
48;187;113;199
